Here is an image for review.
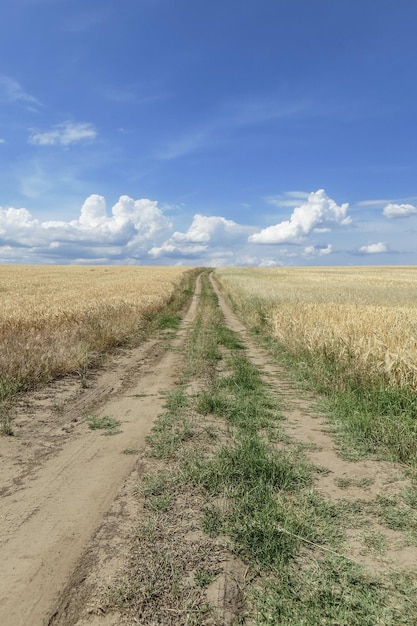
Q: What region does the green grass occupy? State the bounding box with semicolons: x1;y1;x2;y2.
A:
254;557;387;626
362;529;387;555
155;313;182;330
87;414;122;434
140;472;173;497
144;494;173;512
335;476;375;490
0;401;14;436
370;493;417;533
201;505;224;537
216;325;245;350
146;387;193;458
194;569;218;588
319;384;417;464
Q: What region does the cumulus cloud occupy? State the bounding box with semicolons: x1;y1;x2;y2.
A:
303;244;333;257
149;212;299;267
358;242;388;254
29;122;97;146
150;213;253;261
171;214;249;244
0;189;396;266
1;199;284;266
0;195;172;263
0;207;40;246
383;203;417;219
249;189;351;244
149;243;208;260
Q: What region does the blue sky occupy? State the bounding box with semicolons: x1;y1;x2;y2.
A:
1;0;417;266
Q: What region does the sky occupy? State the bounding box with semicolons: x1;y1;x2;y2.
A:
1;0;417;267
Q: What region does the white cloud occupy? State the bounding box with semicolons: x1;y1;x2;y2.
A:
356;198;393;208
0;195;171;263
0;75;41;107
356;195;417;210
171;214;249;244
358;242;388;254
0;189;402;266
148;212;301;267
285;191;310;198
303;244;333;257
266;191;310;208
149;213;254;263
149;243;208;259
383;203;417;219
0;138;5;144
249;189;351;244
258;258;278;267
149;214;253;267
29;122;97;147
0;207;39;243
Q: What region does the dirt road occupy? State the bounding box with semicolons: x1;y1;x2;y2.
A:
0;277;201;626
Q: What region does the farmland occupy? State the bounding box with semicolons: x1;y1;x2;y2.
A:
0;265;192;408
215;266;417;465
2;267;417;624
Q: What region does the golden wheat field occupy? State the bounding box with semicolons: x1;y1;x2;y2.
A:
0;265;191;397
215;266;417;389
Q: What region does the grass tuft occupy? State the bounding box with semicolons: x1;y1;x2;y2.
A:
87;414;121;434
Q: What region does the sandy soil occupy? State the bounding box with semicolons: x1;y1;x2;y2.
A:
0;278;201;626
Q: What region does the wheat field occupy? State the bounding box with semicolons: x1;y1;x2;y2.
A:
0;265;191;399
215;266;417;390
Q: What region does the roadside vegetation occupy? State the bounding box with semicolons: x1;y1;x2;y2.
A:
0;265;198;433
102;272;417;625
215;266;417;467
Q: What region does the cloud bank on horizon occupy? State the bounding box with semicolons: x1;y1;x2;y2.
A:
0;189;414;266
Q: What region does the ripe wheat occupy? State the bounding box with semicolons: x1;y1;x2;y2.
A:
216;266;417;389
0;265;190;398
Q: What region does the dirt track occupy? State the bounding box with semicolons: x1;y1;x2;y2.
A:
0;278;201;626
